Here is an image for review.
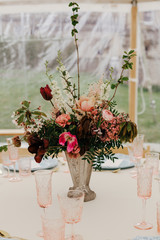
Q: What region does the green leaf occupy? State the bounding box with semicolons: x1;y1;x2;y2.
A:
22;100;30;108
130;54;136;58
72;20;78;26
69;2;73;7
111;84;116;89
0;145;8;152
73;14;78;18
129;50;134;54
72;7;79;12
32;111;47;117
127;123;132;132
122;77;128;81
15;108;25;114
17;114;24;125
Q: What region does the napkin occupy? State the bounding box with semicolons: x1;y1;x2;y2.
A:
132;236;160;240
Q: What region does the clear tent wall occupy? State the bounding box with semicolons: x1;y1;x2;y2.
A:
0;1;159;148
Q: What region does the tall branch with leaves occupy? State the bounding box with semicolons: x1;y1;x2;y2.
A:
108;50;136;103
57;50;77;105
69;2;80;99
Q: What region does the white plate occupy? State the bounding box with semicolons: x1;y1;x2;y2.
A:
4;156;58;172
100;153;135;170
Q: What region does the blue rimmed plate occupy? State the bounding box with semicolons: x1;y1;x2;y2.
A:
4;156;58;172
99;153;135;170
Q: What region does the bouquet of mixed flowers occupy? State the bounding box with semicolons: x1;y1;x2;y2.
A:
0;2;137;170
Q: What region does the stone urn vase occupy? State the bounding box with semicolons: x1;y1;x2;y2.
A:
65;152;96;202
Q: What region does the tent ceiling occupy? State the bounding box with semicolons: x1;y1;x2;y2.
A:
0;0;159;5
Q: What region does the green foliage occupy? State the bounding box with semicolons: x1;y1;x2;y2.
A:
57;51;77;103
14;100;47;129
82;139;123;171
69;2;80;37
0;145;8;152
119;121;137;143
108;50;136;103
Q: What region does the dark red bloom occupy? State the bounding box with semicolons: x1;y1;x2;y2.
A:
12;136;21;147
40;84;53;101
27;134;49;163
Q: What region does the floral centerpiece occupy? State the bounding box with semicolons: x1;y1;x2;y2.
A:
0;2;137;201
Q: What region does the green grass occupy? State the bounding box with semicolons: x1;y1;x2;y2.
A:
0;71;160;143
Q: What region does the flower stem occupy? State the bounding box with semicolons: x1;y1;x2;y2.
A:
50;100;54;108
74;33;80;99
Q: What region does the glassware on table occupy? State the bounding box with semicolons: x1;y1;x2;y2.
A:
133;134;144;163
1;150;13;178
131;134;144;178
18;155;31;177
157;201;160;234
7;138;22;182
41;208;65;240
58;190;84;240
134;165;153;230
145;152;159;175
34;170;53;237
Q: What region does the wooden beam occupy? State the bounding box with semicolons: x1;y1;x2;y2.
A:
0;129;24;136
129;4;137;123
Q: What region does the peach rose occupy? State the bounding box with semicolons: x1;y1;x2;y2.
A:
77;96;95;112
55;114;71;127
102;109;114;121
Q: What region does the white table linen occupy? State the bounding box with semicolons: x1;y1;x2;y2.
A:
0;168;160;240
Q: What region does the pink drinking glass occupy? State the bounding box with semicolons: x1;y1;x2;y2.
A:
58;190;84;240
7;138;21;182
41;213;65;240
133;134;144;163
131;134;144;178
134;165;153;230
34;170;53;237
145;152;159;175
1;150;13;178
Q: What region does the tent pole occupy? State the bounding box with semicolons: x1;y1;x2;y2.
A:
129;0;137;123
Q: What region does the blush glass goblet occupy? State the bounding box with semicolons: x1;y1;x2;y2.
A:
134;165;153;230
1;150;13;178
133;134;144;162
131;134;144;178
34;170;53;237
58;190;84;240
7;138;21;182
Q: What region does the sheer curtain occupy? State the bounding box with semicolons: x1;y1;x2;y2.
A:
0;3;130;129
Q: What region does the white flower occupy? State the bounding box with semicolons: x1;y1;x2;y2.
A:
51;80;67;112
100;83;110;101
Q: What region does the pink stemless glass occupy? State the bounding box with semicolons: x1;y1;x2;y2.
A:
41;213;65;240
58;190;84;240
7;138;21;182
157;201;160;234
134;165;153;230
34;170;53;237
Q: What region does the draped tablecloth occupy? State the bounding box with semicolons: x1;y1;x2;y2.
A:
0;168;160;240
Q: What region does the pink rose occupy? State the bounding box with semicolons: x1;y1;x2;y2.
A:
77;96;95;112
55;114;71;127
102;109;114;121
